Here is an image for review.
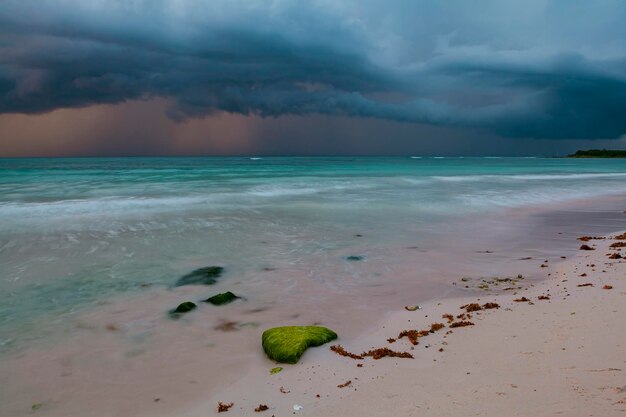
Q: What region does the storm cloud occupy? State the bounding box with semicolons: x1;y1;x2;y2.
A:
1;0;626;139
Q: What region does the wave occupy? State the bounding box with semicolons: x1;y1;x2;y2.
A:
0;180;378;223
456;184;626;210
248;186;322;197
432;172;626;182
0;195;209;218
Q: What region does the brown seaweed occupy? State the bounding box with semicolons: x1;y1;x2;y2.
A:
462;303;482;312
449;321;474;328
217;402;234;413
429;323;445;333
397;330;422;345
361;347;413;360
330;344;364;360
578;236;605;241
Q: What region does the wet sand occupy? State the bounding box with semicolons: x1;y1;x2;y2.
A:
0;200;624;417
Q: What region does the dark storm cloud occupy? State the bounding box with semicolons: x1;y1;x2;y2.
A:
1;0;626;139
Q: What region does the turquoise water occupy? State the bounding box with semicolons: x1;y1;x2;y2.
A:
1;156;626;350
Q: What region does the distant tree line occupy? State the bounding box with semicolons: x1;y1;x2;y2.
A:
567;149;626;158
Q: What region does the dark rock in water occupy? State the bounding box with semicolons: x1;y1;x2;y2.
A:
346;255;364;261
170;301;197;318
205;291;239;306
175;266;224;286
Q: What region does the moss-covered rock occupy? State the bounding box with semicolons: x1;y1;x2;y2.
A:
262;326;338;364
169;301;197;318
204;291;239;306
175;266;224;286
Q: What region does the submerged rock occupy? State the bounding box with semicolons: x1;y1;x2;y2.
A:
346;255;364;261
204;291;239;306
262;326;338;364
170;301;197;317
175;266;224;286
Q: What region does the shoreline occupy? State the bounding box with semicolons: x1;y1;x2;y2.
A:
0;203;624;417
192;230;625;416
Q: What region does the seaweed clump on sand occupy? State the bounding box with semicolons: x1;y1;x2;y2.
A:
398;329;428;345
577;283;594;287
579;244;595;251
482;302;500;310
217;402;234;413
449;321;474;328
578;236;605;242
614;233;626;240
331;344;413;360
513;297;530;302
330;345;363;360
429;323;445;333
362;347;413;360
204;291;239;306
608;253;622;259
609;242;626;248
254;404;269;412
175;266;224;286
461;303;482;312
262;326;338;364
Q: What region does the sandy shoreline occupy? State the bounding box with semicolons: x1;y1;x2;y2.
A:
177;230;625;417
1;218;624;416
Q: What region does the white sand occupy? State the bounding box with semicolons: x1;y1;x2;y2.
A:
178;232;625;416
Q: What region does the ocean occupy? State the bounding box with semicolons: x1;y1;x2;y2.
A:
1;156;626;353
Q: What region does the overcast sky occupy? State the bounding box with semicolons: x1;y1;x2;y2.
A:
1;0;626;156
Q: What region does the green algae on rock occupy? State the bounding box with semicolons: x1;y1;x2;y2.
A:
175;266;224;286
262;326;338;364
346;255;364;261
204;291;239;306
269;366;283;375
170;301;197;318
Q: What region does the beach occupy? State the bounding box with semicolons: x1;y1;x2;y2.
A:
3;0;626;415
3;1;626;414
200;231;625;417
0;157;625;417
